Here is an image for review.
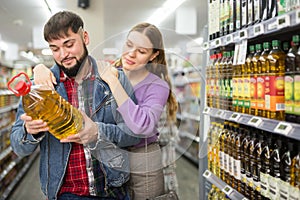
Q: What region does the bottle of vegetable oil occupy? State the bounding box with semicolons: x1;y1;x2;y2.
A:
245;45;255;114
266;40;285;120
294;41;300;123
285;35;299;123
227;50;234;111
234;124;244;193
289;140;300;200
7;72;84;140
251;43;262;116
219;121;228;181
258;42;271;118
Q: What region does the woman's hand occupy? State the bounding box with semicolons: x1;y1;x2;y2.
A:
96;60;118;86
33;64;57;90
60;111;98;144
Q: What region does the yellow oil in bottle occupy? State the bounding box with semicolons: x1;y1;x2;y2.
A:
266;40;285;120
234;124;244;193
251;44;262;116
227;50;234;111
237;63;245;113
8;73;83;140
244;45;255;114
258;42;271;118
232;61;239;112
218;121;227;180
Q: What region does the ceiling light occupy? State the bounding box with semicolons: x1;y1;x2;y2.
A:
146;0;187;26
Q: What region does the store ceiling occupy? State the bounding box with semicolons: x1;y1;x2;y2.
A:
0;0;207;65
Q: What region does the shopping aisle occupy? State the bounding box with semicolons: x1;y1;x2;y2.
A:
7;153;199;200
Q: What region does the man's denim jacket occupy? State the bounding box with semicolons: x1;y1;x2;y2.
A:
10;56;140;200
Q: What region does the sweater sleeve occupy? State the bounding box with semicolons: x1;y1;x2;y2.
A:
117;80;169;137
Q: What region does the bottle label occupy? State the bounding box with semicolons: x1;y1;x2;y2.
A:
260;172;270;198
268;176;280;200
265;75;285;111
257;76;265;110
279;179;290;200
285;75;294;114
234;159;241;180
250;76;257;109
289;186;300;200
219;150;224;170
294;75;300;115
224;152;228;172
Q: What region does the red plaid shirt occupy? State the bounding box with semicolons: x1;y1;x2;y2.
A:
59;71;89;196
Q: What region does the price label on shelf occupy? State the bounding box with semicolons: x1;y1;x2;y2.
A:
216;110;224;118
274;122;292;135
203;170;212;179
225;34;233;45
203;107;210;114
277;14;290;29
239;30;248;40
248;116;262;127
229;113;240;122
222;185;233;196
215;38;222;47
253;24;264;36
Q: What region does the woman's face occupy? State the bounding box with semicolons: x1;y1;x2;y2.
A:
121;31;158;72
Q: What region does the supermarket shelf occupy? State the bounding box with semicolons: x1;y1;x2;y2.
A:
203;170;247;200
179;131;200;143
0;150;39;200
203;107;300;140
204;9;300;50
0;104;18;114
0;146;12;162
0;125;12;137
175;143;198;166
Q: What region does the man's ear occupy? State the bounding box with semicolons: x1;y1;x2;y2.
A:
83;31;89;45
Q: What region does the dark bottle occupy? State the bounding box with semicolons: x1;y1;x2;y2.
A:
267;0;278;19
253;0;261;24
282;41;290;54
252;130;265;200
241;126;251;198
261;0;268;21
218;121;229;181
260;131;273;199
269;135;283;200
285;35;299;123
279;138;295;200
247;0;254;26
241;0;248;28
290;140;300;200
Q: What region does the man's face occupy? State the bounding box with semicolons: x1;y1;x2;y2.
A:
48;28;89;77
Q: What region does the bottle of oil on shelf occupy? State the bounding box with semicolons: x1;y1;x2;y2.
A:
229;0;236;33
219;51;228;110
289;140;300;200
260;132;273;200
268;0;278;18
215;52;223;109
220;0;225;37
279;138;295;200
241;0;248;28
245;45;255;114
269;135;282;200
236;0;241;31
232;59;239;112
261;0;269;21
285;35;299;123
231;123;240;190
219;121;228;181
253;0;261;24
294;42;300;123
233;124;244;193
7;72;84;140
258;42;271;118
227;50;234;111
207;122;216;172
237;62;245;113
251;43;262;116
247;0;254;26
228;122;237;188
212;123;221;177
240;126;251;197
266;40;285;120
252;130;265;200
224;122;233;185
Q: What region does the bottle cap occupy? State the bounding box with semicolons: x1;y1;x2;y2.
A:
15;81;30;96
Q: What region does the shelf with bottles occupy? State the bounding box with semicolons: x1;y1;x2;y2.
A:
203;106;300;141
203;170;246;200
206;8;300;50
0;150;39;199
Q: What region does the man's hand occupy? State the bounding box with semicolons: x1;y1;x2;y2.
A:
60;111;98;144
21;113;49;134
33;64;57;90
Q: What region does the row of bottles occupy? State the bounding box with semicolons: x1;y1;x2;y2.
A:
207;120;300;200
206;35;300;123
209;0;300;40
207;184;230;199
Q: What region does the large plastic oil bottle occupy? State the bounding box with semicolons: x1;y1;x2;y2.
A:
7;72;84;140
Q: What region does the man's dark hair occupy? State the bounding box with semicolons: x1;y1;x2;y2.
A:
44;11;84;42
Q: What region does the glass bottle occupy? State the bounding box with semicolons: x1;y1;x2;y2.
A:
251;43;262;116
244;45;255;114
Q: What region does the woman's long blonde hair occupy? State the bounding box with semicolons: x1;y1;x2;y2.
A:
114;23;178;122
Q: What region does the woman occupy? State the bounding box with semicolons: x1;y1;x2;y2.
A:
34;22;178;200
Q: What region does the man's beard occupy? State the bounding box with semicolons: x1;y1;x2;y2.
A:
56;45;89;78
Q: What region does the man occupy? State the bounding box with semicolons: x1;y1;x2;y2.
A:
10;10;140;200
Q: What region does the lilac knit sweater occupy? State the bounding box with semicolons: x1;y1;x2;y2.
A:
117;72;169;147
